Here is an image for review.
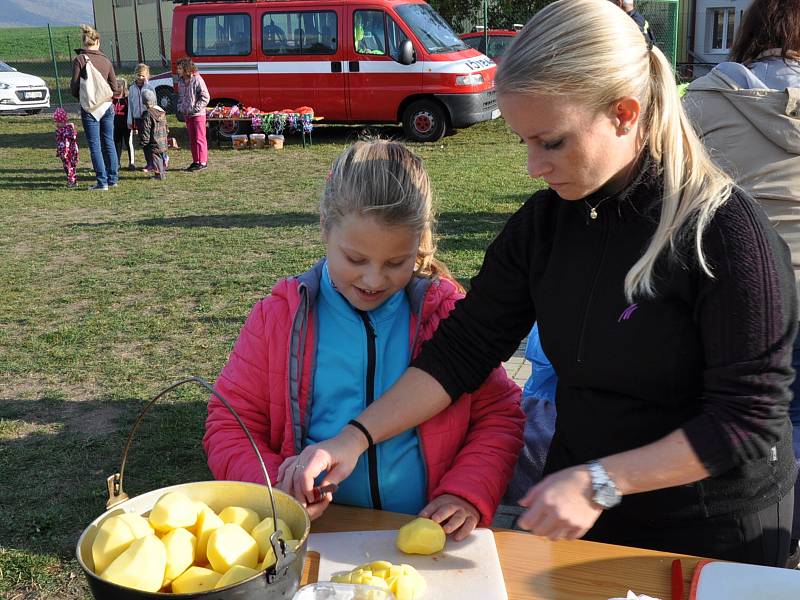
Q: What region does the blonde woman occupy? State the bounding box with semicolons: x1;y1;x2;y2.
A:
287;0;797;565
69;24;118;190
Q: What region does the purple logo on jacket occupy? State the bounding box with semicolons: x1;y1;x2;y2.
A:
618;303;639;322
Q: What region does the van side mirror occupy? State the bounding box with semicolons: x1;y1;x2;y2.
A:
397;40;416;65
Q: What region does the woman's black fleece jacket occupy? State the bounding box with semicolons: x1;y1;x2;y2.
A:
413;170;798;521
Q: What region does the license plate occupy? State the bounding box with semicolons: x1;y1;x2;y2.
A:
25;91;42;99
491;108;501;119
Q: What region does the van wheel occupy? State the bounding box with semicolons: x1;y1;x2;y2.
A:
402;100;447;142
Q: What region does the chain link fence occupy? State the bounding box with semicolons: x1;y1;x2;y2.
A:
0;26;170;110
638;0;679;69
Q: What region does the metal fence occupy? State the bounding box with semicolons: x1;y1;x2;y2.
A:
0;27;169;109
639;0;679;69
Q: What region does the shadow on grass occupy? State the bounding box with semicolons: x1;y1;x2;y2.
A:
0;393;212;564
72;211;320;229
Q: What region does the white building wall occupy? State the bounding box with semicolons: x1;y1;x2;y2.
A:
692;0;752;72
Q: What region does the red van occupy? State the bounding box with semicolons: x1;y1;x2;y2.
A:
169;0;499;141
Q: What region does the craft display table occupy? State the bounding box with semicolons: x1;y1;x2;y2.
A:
205;115;322;148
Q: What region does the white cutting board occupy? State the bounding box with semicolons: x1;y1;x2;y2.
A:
694;561;800;599
308;528;507;600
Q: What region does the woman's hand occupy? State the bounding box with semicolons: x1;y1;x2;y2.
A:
516;465;603;541
419;494;480;542
287;426;368;505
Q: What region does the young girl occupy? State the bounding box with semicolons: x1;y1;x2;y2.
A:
112;78;135;170
176;58;209;171
204;140;524;539
54;107;79;188
127;63;154;171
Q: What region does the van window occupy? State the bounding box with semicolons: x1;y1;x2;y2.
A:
354;11;409;59
188;13;251;56
262;11;337;55
395;3;467;54
463;36;484;53
386;16;410;61
354;11;385;55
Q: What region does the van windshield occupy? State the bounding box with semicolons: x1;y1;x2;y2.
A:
395;3;468;54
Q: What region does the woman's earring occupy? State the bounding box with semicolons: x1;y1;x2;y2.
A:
621;126;631;134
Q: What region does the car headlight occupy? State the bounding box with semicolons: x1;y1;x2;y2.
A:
455;73;484;86
0;82;12;90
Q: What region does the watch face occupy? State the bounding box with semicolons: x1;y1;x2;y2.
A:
596;485;621;508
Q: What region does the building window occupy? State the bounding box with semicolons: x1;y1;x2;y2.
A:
188;13;251;56
707;7;736;52
113;0;132;7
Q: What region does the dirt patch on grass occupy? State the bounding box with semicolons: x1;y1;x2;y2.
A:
0;396;122;439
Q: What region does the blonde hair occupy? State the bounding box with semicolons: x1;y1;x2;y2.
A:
80;24;100;48
114;77;128;98
321;140;458;286
134;63;151;78
497;0;733;301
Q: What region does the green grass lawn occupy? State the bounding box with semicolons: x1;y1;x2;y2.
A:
0;114;537;598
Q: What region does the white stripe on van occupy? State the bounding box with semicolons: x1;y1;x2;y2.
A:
194;55;495;76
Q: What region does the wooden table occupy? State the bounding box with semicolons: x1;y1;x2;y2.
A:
305;504;704;599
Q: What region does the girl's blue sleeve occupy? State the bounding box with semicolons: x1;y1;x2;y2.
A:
523;323;557;401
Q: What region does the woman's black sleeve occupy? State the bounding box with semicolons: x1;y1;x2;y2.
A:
412;201;537;401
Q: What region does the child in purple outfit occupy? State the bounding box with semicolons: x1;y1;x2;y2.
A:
54;108;79;188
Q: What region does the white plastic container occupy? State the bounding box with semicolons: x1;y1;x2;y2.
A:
292;583;394;600
268;134;285;149
232;134;249;149
250;133;267;149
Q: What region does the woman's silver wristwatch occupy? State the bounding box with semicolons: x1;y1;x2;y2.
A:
586;460;622;509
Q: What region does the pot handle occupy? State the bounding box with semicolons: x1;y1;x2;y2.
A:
105;376;292;575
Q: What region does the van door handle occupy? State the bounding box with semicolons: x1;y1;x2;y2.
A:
349;61;360;72
331;61;342;73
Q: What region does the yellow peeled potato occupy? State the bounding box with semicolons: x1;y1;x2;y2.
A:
251;517;293;561
396;518;445;555
218;506;260;533
215;565;260;589
195;504;225;564
207;523;259;572
161;527;196;583
148;491;198;533
171;566;222;594
99;534;167;593
91;513;154;574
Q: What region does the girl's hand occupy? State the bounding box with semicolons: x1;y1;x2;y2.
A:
276;454;332;521
419;494;480;542
516;465;603;541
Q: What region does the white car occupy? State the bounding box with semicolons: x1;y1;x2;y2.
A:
0;61;50;115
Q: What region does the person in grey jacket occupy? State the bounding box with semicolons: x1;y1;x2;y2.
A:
683;0;800;566
176;57;210;171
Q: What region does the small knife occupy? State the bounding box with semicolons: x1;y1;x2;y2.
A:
311;482;338;504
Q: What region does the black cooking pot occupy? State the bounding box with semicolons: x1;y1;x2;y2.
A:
75;377;311;600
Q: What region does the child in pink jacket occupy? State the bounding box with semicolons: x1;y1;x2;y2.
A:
204;141;524;540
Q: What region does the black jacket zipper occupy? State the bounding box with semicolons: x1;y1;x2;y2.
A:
357;309;382;510
576;212;611;363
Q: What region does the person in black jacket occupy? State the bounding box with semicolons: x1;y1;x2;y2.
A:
285;0;797;567
617;0;656;46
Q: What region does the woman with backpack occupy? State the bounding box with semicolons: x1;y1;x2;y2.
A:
70;24;118;191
